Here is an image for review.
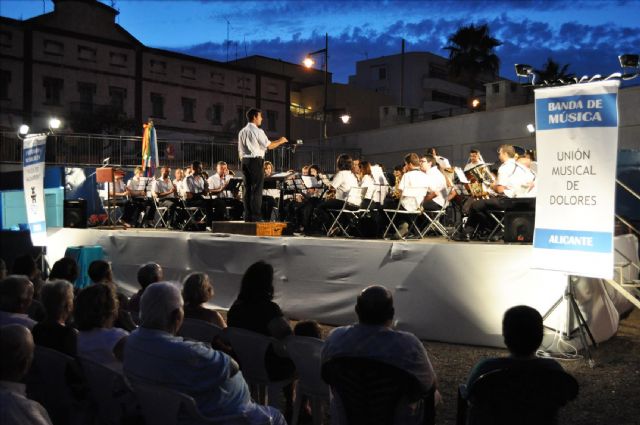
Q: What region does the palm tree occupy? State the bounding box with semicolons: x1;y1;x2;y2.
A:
444;24;502;108
535;58;574;84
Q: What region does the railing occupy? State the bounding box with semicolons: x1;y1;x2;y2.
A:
0;131;360;174
616;178;640;236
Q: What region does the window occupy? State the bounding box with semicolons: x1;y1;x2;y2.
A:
207;104;223;125
43;77;64;105
0;31;12;48
44;39;64;56
182;97;196;122
0;70;10;99
150;59;167;75
237;77;251;91
181;66;196;80
432;90;465;107
510;82;518;93
397;107;406;117
110;52;127;67
78;45;96;62
266;83;278;95
266;110;277;131
109;87;127;113
429;64;448;80
378;67;387;80
77;82;96;105
492;83;500;94
211;72;225;86
150;93;165;118
383;106;389;116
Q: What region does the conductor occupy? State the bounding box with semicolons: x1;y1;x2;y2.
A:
238;108;288;222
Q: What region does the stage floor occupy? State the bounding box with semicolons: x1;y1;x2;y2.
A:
44;227;637;349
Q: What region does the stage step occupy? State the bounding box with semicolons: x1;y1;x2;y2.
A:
210;221;290;236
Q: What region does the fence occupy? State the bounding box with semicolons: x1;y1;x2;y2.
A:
0;131;360;174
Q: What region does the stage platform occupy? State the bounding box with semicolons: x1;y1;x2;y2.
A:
43;227;637;349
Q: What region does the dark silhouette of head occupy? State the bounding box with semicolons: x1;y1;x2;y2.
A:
355;285;395;326
237;261;274;302
88;260;112;284
502;305;544;357
137;263;163;289
49;257;79;283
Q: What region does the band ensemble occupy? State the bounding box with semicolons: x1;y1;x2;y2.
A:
105;108;537;240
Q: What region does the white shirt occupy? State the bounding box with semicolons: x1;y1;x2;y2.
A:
185;174;207;195
127;177;151;197
0;381;53;425
207;173;233;199
435;155;451;170
360;174;376;200
497;159;535;198
77;327;129;372
172;178;187;199
425;166;447;207
331;170;359;201
464;160;485;172
107;179;126;197
238;122;270;158
152;178;175;199
398;169;430;211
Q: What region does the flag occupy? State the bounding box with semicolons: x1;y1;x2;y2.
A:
141;121;158;177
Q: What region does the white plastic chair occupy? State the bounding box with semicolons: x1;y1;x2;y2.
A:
326;187;369;237
420;187;452;239
285;336;329;425
224;327;294;406
383;186;428;239
152;195;171;228
178;318;223;345
131;381;252;425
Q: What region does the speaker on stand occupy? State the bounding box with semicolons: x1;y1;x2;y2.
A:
64;199;87;228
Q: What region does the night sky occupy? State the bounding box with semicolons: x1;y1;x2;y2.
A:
2;0;639;83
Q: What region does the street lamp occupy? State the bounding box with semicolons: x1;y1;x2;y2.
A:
340;114;351;124
303;33;329;141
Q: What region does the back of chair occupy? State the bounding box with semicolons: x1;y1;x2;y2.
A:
132;381;251;425
224;327;277;384
178;318;223;344
466;367;579;425
285;336;329;399
322;357;426;425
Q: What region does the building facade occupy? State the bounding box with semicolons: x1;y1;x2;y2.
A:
0;0;290;141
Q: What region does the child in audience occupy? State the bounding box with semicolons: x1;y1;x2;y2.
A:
293;320;323;339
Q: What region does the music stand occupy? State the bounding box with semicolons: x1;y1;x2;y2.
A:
96;167;116;226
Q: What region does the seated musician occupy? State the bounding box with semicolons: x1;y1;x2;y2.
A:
419;154;447;211
184;161;214;230
297;164;326;232
359;161;377;208
152;166;180;229
314;154;360;232
386;153;430;238
461;144;535;239
126;166;155;227
208;161;243;221
427;147;451;173
107;168;133;227
352;158;362;183
463;148;485;172
261;161;280;221
173;168;187;199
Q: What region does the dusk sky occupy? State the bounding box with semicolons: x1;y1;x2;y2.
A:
2;0;639;83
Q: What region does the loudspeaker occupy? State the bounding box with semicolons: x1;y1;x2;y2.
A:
64;199;87;228
504;211;535;243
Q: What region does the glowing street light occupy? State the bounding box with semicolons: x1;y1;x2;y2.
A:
340;114;351;124
303;57;315;68
19;124;30;136
49;117;61;130
471;98;481;109
526;123;536;133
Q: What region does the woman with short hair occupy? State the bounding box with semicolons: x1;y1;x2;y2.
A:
32;280;77;357
182;272;226;328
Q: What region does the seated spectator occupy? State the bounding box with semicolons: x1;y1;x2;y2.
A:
293;320;323;339
88;260;136;331
322;285;439;424
123;282;286;424
0;275;36;329
74;284;128;372
48;257;79;285
227;261;295;381
0;324;53;425
182;272;226;328
12;255;45;322
129;263;163;318
466;305;565;387
32;280;77;357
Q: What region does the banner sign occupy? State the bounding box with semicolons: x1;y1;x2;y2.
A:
22;134;47;246
532;80;620;279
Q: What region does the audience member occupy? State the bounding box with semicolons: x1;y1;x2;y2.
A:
0;324;53;425
123;282;286;424
0;275;36;329
466;305;564;386
293;320;323;339
48;257;79;284
322;285;440;423
182;272;226;328
74;283;128;371
32;280;77;357
12;254;45;321
129;263;163;317
88;260;136;331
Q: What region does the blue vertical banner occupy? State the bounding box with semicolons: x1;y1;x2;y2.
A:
532;80;620;279
22;134;48;246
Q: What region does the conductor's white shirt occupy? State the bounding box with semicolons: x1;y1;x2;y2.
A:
238;122;270;159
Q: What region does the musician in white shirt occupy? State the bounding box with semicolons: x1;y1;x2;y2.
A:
152;166;179;228
463;149;485;172
184;161;215;229
207;161;243;221
387;153;430;238
126;166;155;227
420;155;447;211
462;144;535;238
261;161;280;221
313;154;360;233
173;168;187;199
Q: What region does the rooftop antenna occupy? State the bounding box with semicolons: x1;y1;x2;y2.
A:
244;35;248;57
42;0;45;13
226;19;231;62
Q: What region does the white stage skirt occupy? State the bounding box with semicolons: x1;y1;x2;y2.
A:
44;228;638;349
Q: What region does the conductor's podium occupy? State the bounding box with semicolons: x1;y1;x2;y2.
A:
210;221;290;237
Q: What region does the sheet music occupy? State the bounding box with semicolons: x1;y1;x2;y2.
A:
272;171;293;178
454;168;469;184
301;176;322;188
